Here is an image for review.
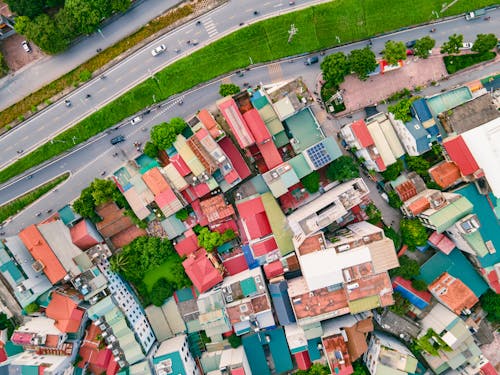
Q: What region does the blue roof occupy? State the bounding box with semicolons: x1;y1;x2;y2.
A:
269;281;296;325
419;249;489;297
411;98;433;122
426;124;439;136
393;284;429;310
242;244;259;269
405;118;431;153
307;337;323;361
456;184;500;268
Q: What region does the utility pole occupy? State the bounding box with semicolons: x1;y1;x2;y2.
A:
288;24;298;43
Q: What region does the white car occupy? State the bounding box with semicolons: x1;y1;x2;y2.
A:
130;116;143;125
460;42;474;50
151;44;166;56
21;40;31;53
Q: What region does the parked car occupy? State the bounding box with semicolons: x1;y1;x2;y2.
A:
21;40;31;53
304;56;319;65
151;44;166;56
405;40;417;48
191;39;199;46
110;135;125;145
461;42;474;49
406;49;414;56
130;116;143;125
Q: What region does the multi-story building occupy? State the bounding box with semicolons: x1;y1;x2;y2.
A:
152;334;200;375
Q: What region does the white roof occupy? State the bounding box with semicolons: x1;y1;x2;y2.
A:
284;323;307;350
163;164;188;191
378;116;405;158
420;302;457;336
219;347;244;368
366;121;397;166
299;245;372;291
123;188;151;220
461;117;500;198
274;96;296;120
155;334;187;357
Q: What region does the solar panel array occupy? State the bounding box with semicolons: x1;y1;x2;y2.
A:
306;142;332;169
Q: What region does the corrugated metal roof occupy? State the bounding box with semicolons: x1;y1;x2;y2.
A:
379;117;405;158
350;120;374;147
174;135;206;176
163;164;188;191
428;196;473;233
443;136;479;176
366;121;397;166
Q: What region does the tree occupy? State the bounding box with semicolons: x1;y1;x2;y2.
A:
25;302;40;314
406;156;430;178
390;255;420;279
55;7;79;42
387;190;403;209
0;313;10;330
326;155;359;182
12;15;31;35
413;36;435;59
472;33;498;54
110;0;131;13
320;52;350;87
301;171;320;193
353;360;369;375
382;40;407;65
151;118;186;150
388;291;411;316
73;186;98;220
440;33;463;55
388;97;416;123
25;14;69;54
348;47;377;81
228;333;242;348
365;203;382;225
150;278;175;306
296;363;331;375
91;178;118;205
109;252;129;274
219;83;240;97
480;289;500;323
197;227;222;252
221;229;236;243
381;159;403;181
5;0;45;18
0;52;9;77
175;208;189;221
400;219;428;250
143;141;159;158
65;0;102;35
412;279;428;291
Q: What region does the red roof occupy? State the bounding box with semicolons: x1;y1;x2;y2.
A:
428;231;455;255
211;219;239;234
392;276;432;303
183;249;223;293
375;156;386;172
154;185;178;208
19;225;66;284
197;109;222;139
192;182;211;198
408;196;431;215
481;362;498;375
294;351;312;371
224;169;240;185
231;368;245;375
486;269;500;293
11;332;33;345
70;220;100;250
142;168;170;195
351;120;374;148
46;292;84;333
218;137;251;180
237;196;264;217
258;140;283;170
429;161;461;189
443;136;479;176
191;199;209;227
217;98;255;148
170;154;191;176
264;260;284;279
0;347;7;363
200;195;235;223
243;109;271;144
395;181;417;202
175;230;199;257
252;237;278;257
237;196;272;240
223;253;249;276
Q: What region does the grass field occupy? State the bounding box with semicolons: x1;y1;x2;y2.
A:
142;255;182;291
0;172;69;223
0;0;496;184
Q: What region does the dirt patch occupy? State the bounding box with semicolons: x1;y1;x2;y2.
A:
0;33;45;72
340;50;448;113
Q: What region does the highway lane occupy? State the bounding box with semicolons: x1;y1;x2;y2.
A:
0;0;328;172
1;13;500;236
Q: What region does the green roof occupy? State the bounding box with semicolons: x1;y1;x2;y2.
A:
258;104;285;135
240;277;257;296
322;137;343;162
57;205;79;226
21;366;39;375
289;154;311;179
428;197;473;233
261;192;294;255
419;249;488;297
273;130;290;148
463;230;488;257
405;355;419;373
348;295;381;314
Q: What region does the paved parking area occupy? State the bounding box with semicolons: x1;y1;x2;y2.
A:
1;33;45;72
340;51;448;113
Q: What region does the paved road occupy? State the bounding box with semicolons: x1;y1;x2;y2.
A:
0;14;499;236
0;0;183;111
0;0;327;172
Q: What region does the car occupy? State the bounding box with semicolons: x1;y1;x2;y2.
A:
21;40;31;53
151;44;166;56
405;40;417;48
191;39;199;46
130;116;143;125
304;56;319;65
460;42;474;50
110;135;125;145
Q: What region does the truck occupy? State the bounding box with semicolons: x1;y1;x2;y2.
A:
465;8;486;20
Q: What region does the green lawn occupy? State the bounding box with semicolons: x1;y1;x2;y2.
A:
444;51;496;74
142;255;183;292
0;173;69;223
0;0;496;184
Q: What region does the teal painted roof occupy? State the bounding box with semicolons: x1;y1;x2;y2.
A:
457;184;500;267
58;205;79;226
240;277;257;296
289;154;311;179
420;249;488;297
428;197;473;233
243;334;271;375
323;136;343;162
21;366;38;375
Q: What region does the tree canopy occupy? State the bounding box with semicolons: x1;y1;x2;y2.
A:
296;363;331;375
73;178;124;222
406;156;430;178
301;171;320;193
382;40;407;65
400;219;428;250
389;255;420;279
381;159;403;181
198;227;236;252
480;289;500;323
143;141;159;158
472;33;498;54
388;97;417;123
348;47;377;81
151;118;186;150
150;278;175;306
440;33;463;55
219;83;240;97
413;36;435;59
320;52;350;88
326;155;359;182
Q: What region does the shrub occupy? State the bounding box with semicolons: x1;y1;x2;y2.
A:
79;70;92;82
301;171;320;193
175;208;189;221
25;302;40;314
444;52;496;74
411;279;428;291
387;190;403;209
400;219;428;250
390;255;420;279
228;334;242;348
381;160;403;181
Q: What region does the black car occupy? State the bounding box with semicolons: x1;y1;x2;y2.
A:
405;40;417;48
110;135;125;145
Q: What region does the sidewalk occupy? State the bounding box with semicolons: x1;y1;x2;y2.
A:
0;0;183;111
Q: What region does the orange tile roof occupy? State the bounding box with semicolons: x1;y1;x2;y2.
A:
19;225;66;284
395;181;417;202
141;168;170;196
429;272;479;315
45;292;84;333
407;196;431;215
429;162;461;189
110;225;147;249
199;195;235;223
96;202;135;238
322;334;353;375
344;318;373;361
